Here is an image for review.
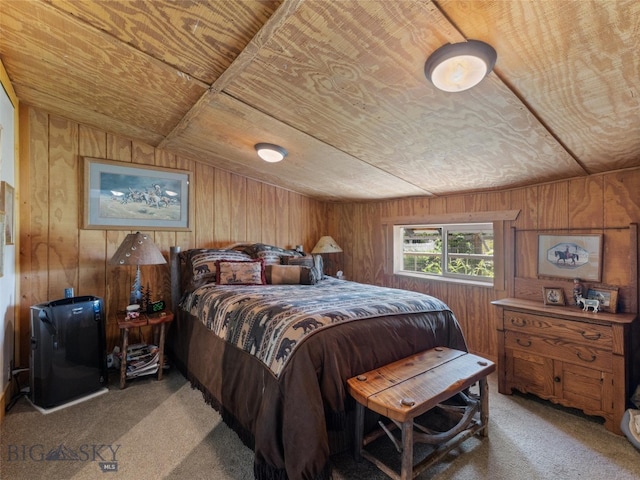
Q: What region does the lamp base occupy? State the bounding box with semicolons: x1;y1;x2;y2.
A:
130;265;142;305
322;254;337;277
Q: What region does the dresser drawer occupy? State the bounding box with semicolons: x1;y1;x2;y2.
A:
503;311;612;349
504;330;613;372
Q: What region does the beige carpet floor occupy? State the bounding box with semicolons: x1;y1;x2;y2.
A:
1;369;639;479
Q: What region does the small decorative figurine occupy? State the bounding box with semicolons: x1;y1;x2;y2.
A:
573;278;583;306
576;294;599;312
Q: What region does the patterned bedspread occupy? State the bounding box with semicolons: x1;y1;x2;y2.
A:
181;277;453;377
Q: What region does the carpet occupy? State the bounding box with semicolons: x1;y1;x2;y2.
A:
1;370;639;479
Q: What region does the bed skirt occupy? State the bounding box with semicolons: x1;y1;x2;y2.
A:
166;307;466;479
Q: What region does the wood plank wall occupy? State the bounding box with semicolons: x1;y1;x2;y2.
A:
18;105;640;366
18;105;327;358
329;172;640;361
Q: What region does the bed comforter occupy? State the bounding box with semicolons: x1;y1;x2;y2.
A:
167;277;466;480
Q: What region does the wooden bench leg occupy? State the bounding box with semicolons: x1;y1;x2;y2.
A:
401;420;413;480
354;402;365;461
479;376;489;437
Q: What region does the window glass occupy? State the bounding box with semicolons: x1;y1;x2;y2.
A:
396;223;493;284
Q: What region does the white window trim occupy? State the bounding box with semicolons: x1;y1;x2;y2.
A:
381;210;520;290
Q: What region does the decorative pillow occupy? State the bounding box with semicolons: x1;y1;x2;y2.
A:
241;243;304;266
216;259;266;285
265;265;317;285
281;255;314;267
184;248;252;290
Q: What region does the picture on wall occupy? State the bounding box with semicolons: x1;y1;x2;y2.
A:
537;234;602;282
0;212;4;277
0;181;15;245
83;157;191;230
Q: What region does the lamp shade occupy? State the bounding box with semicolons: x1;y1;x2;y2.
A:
425;40;497;92
109;232;166;266
311;236;343;254
255;143;288;163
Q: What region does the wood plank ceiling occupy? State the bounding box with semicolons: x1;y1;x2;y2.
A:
1;0;638;201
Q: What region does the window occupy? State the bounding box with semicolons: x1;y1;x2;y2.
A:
394;223;494;284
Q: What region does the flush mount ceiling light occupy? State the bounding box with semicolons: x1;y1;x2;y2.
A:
255;143;288;163
424;40;497;92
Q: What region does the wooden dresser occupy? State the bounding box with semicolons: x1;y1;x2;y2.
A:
492;298;638;434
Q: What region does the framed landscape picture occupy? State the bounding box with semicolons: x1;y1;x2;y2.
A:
537;234;602;281
83;157;191;230
587;286;618;313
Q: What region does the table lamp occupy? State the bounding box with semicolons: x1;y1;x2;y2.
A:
311;235;343;276
109;232;166;305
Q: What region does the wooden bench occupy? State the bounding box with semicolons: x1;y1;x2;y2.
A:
347;347;495;480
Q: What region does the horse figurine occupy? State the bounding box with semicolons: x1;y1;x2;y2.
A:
576;294;599;312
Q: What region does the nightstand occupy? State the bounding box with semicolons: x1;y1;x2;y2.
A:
118;311;174;389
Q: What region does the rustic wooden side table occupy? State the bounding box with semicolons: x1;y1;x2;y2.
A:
118;311;174;389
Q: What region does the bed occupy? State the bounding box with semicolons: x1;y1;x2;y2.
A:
166;243;467;480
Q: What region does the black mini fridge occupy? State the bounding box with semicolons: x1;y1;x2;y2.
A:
30;296;108;409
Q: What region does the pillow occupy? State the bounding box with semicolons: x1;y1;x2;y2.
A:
265;265;317;285
216;259;266;285
241;243;304;266
281;255;314;267
184;248;252;290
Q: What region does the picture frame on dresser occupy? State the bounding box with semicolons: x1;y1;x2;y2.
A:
542;287;565;306
537;234;602;282
82;157;192;230
587;286;618;313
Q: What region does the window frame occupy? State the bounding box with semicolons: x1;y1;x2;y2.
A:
381;210;520;291
394;223;495;285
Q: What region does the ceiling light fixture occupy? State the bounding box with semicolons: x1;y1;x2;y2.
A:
424;40;497;92
255;143;288;163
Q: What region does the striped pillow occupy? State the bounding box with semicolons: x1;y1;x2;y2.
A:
243;243;303;266
265;265;315;285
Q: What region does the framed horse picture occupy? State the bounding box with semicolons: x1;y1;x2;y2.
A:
82;157;192;230
537;234;602;281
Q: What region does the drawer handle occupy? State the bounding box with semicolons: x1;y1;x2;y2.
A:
516;338;532;347
577;351;596;363
580;331;601;341
510;318;526;327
